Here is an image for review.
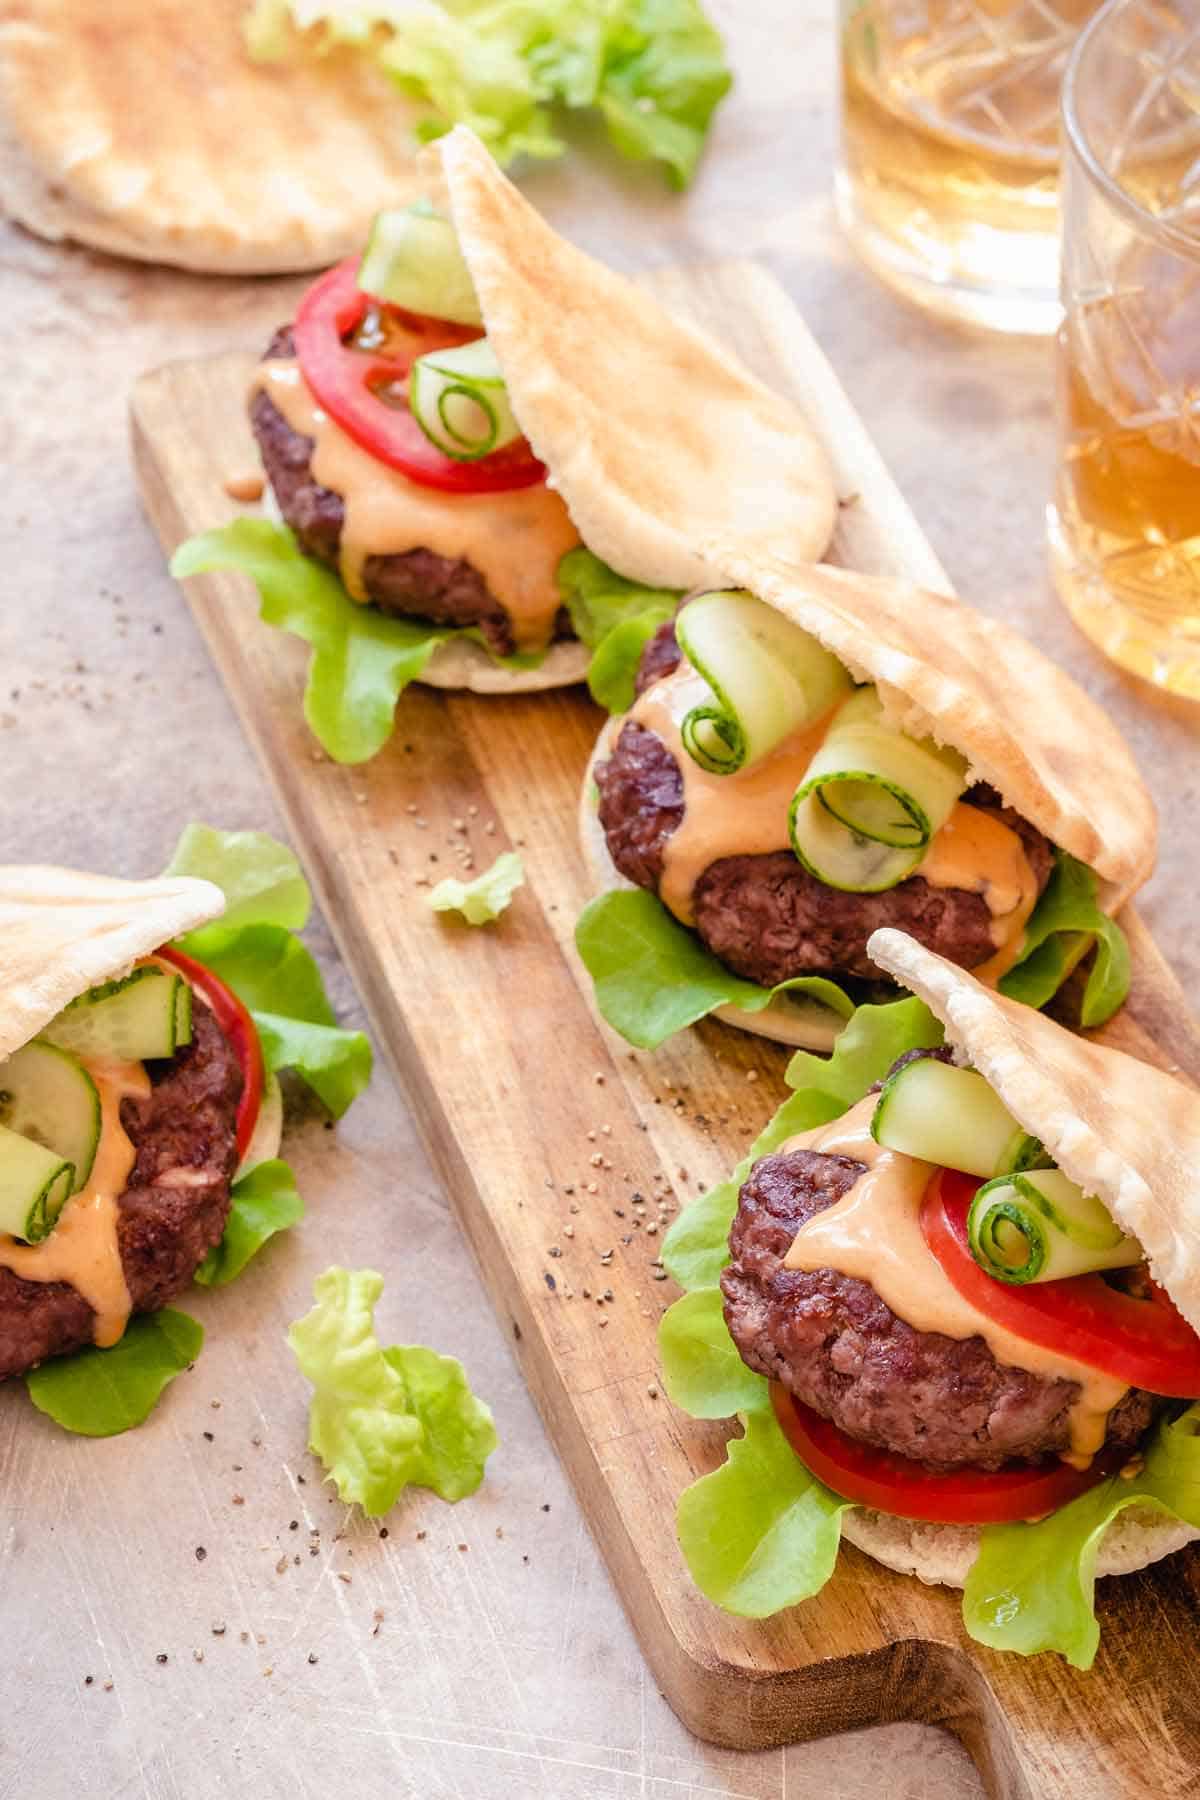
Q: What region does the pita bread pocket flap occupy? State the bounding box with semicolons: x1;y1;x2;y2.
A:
655;929;1200;1670
170;127;836;761
576;543;1155;1052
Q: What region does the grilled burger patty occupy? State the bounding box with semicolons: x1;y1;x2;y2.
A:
251;326;569;659
0;1005;242;1380
594;625;1056;988
720;1139;1158;1473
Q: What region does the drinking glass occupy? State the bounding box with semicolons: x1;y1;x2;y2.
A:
1049;0;1200;696
837;0;1101;333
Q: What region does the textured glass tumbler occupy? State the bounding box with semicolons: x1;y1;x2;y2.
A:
1049;0;1200;696
836;0;1100;333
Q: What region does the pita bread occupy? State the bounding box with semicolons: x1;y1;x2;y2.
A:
868;928;1200;1333
704;544;1156;899
842;1505;1198;1589
433;127;837;592
578;724;847;1051
0;866;224;1062
0;0;424;273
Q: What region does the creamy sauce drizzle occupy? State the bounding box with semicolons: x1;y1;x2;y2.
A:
0;1059;144;1347
628;668;1040;976
253;358;581;651
781;1096;1127;1464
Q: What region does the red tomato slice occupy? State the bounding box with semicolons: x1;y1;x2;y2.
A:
922;1168;1200;1398
158;945;264;1164
293;259;547;493
770;1386;1121;1524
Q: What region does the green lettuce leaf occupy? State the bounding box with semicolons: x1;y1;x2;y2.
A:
659;1286;770;1418
288;1266;498;1515
1000;852;1131;1028
429;850;525;923
661;996;941;1290
574;888;855;1051
195;1158;305;1287
965;1405;1200;1668
676;1407;853;1617
244;0;731;187
166;823;311;933
171;521;455;764
180;919;372;1118
558;547;678;713
25;1310;204;1437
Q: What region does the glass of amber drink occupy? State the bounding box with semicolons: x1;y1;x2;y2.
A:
837;0;1100;333
1051;0;1200;695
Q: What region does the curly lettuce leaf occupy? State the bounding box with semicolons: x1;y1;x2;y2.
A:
244;0;731;186
1000;852;1131;1028
25;1310;204;1437
172;521;456;764
166;823;311;933
676;1407;852;1617
659;1286;770;1418
195;1158;305;1287
575;888;855;1051
558;547;679;713
430;850;525;923
288;1267;498;1514
165;824;373;1118
965;1405;1200;1668
661;996;940;1290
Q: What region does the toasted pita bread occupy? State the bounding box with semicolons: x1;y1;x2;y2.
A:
0;867;224;1062
704;545;1155;898
433;127;837;593
842;1506;1197;1589
868;928;1200;1333
0;0;424;273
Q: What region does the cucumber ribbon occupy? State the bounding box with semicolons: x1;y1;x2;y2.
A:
409;336;523;463
789;687;968;892
968;1168;1142;1285
675;590;851;775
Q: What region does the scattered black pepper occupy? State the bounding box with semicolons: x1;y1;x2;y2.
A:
202;1431;214;1443
544;1272;557;1292
540;1503;550;1513
379;1528;389;1540
84;1676;93;1686
195;1547;207;1562
156;1654;168;1666
308;1653;319;1665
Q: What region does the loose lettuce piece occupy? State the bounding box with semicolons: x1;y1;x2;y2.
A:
676;1407;853;1617
965;1405;1200;1669
26;1310;204;1437
1000;852;1131;1028
244;0;731;187
172;521;455;764
166;823;310;932
659;1287;770;1418
558;548;678;713
429;850;525;924
661;996;941;1290
575;889;854;1051
288;1267;498;1515
195;1158;305;1287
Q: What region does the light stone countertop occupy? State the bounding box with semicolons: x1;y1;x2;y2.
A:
2;4;1196;1796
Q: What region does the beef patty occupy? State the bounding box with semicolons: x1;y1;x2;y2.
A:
251;325;568;658
594;624;1055;988
0;1004;242;1380
720;1136;1158;1472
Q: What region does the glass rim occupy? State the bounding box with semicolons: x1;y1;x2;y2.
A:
1061;0;1200;261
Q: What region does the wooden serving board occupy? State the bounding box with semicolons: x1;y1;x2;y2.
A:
131;261;1200;1800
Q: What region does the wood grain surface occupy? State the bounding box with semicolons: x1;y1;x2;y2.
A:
130;259;1200;1800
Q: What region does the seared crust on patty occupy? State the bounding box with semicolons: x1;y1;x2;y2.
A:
251;325;560;658
0;1005;242;1380
721;1142;1158;1471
